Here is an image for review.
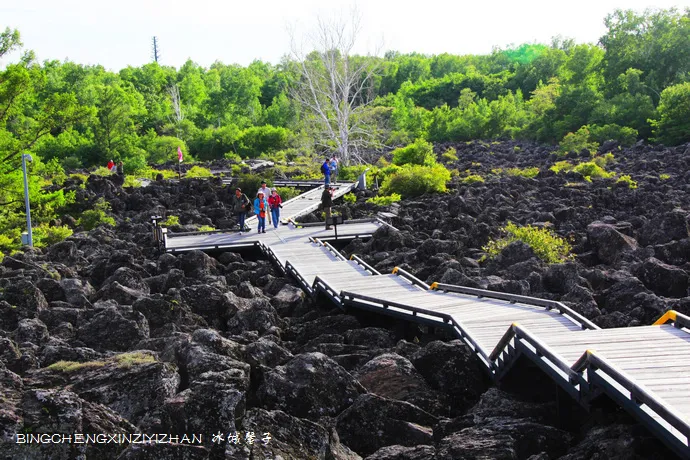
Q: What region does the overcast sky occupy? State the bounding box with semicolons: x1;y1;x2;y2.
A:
2;0;689;70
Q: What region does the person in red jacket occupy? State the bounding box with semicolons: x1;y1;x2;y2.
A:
268;188;283;229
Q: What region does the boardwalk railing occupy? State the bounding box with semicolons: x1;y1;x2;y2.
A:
165;183;690;459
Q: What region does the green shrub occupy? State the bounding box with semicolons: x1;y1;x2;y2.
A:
659;173;671;181
462;174;485;184
123;176;141;188
591;152;615;168
550;161;573;174
224;152;243;163
588;124;638;146
69;173;88;183
338;164;371;181
276;186;299;202
236;174;271;198
33;224;73;248
441;147;458;162
162;215;180;226
366;193;402;206
380;164;451;198
558;126;599;156
152;169;178;180
79;198;116;230
185;166;213;178
572;162;614;182
144;135;188;164
392;138;436;166
343;193;357;204
504;167;539;178
616;174;638;189
482;222;572;264
237;125;291;158
651;82;690;146
92;166;114;176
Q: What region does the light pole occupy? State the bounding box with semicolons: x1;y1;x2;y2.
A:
21;153;33;247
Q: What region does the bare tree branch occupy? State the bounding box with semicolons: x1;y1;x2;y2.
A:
288;10;382;165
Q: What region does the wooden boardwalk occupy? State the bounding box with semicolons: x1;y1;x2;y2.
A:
163;186;690;458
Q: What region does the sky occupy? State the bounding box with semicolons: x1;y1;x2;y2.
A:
1;0;689;70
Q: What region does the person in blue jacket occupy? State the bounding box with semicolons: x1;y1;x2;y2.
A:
321;157;331;186
254;191;269;234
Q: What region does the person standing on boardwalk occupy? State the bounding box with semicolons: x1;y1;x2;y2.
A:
321;186;334;230
268;188;282;229
321;158;331;187
329;156;339;185
258;180;272;226
254;191;269;234
231;188;251;232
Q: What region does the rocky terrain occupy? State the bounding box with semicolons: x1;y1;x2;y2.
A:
1;140;689;459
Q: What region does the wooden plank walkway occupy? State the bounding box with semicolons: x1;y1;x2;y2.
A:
162;184;690;458
245;182;356;228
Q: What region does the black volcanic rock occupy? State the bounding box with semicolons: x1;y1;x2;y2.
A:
635;257;689;297
336;394;437;456
411;340;487;415
77;307;149;351
587;222;639;265
257;352;366;420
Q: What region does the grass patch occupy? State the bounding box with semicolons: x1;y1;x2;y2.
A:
47;360;106;372
47;352;157;373
482;222;572;264
113;352;157;368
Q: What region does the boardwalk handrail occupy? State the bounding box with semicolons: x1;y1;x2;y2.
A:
571;349;690;453
340;290;495;369
490;323;581;383
349;254;381;275
653;310;690;329
431;282;599;331
392;266;430;290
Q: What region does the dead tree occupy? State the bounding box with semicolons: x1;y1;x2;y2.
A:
289;12;381;165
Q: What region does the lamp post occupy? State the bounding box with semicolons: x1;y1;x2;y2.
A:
21;153;33;247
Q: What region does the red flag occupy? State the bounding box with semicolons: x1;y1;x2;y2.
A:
177;146;183;163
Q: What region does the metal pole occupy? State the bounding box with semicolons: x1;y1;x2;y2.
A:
21;154;33;247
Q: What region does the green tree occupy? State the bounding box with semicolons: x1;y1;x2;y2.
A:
651;82;690;145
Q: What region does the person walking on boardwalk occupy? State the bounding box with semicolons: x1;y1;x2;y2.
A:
329;156;339;185
231;188;251;232
321;158;331;187
321;186;334;230
268;188;282;229
255;191;269;234
258;180;272;226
